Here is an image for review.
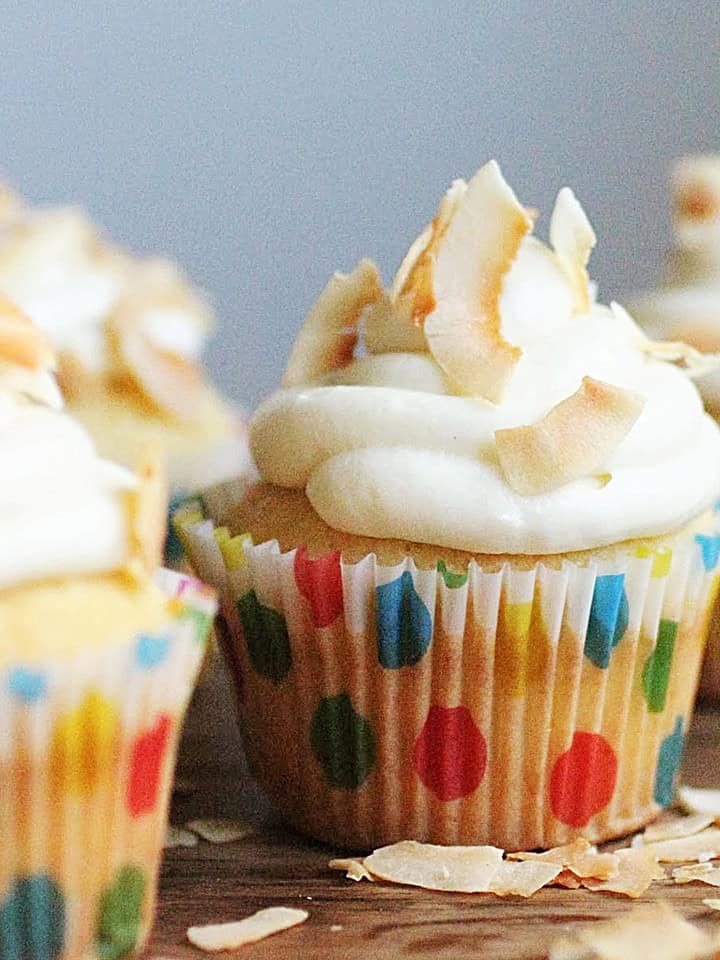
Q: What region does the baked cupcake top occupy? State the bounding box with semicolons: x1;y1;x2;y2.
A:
0;295;165;590
632;155;720;411
0;195;223;429
251;161;720;555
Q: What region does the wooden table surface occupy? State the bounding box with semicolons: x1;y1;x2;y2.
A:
148;701;720;960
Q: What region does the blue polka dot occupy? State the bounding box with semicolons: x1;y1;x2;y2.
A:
136;635;170;669
376;571;432;669
696;534;720;572
654;716;685;806
8;669;47;704
0;874;65;960
584;574;629;669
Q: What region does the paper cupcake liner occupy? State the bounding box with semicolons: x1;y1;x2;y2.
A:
179;500;720;851
697;499;720;699
0;570;216;960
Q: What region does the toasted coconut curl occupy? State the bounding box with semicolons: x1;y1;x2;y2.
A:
126;455;167;579
283;258;383;386
187;908;308;951
496;376;645;496
550;187;596;315
678;786;720;818
0;293;55;370
640;338;720;378
423;160;531;402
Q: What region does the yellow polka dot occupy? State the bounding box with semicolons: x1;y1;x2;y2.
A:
498;601;533;697
635;545;672;578
50;691;120;795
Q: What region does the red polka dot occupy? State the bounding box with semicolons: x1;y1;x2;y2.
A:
550;731;617;827
412;705;487;801
127;714;173;817
293;546;344;628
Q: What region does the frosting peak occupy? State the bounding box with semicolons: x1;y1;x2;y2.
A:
251;161;720;555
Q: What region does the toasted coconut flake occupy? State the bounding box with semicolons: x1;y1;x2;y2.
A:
640;338;720;378
678;787;720;819
126;456;167;578
424;161;531;402
581;848;661;898
363;289;426;354
392;179;467;321
673;864;720;887
109;316;212;422
0;293;55;370
363;840;504;893
283;259;383;387
509;838;619;880
186;818;254;844
496;376;645;495
328;858;374;882
165;825;198;849
187;907;308;951
549;187;596;315
548;901;716;960
703;899;720;910
551;870;582;889
644;813;716;843
643;828;720;863
486;860;562;897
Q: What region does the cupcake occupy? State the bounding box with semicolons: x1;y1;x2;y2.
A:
0;191;253;562
0;297;216;959
179;161;720;851
632;155;720;697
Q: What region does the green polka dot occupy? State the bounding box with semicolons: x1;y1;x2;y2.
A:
642;619;678;713
310;693;375;789
437;560;468;589
95;866;146;960
237;590;292;684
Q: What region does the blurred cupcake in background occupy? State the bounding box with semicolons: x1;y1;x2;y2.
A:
0;189;253;562
632;155;720;697
0;296;216;960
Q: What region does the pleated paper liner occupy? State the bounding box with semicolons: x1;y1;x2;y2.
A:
0;570;216;960
178;502;720;851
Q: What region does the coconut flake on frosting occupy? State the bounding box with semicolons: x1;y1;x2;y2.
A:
549;187;596;315
495;377;645;496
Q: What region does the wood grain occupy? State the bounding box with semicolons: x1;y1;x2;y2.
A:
147;703;720;960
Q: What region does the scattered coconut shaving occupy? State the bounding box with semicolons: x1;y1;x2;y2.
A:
679;787;720;819
548;901;719;960
495;376;645;495
0;293;55;370
549;187;596;315
187;907;308;951
580;847;663;899
703;899;720;910
423;160;531;402
328;858;375;882
640;338;720;378
508;838;619;880
673;864;720;887
164;825;198;849
186;818;254;844
282;259;382;387
643;829;720;863
644;813;716;844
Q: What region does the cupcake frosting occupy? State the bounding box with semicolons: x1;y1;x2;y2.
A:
251;162;720;555
0;297;159;589
633;155;720;412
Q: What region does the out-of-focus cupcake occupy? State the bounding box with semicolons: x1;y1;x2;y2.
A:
0;191;253;563
0;297;216;960
632;155;720;698
179;161;720;852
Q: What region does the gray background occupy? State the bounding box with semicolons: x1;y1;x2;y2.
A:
3;1;720;410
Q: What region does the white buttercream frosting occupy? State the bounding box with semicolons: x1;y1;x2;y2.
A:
251;171;720;555
0;359;138;589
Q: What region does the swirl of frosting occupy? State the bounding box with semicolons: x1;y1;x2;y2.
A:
0;296;162;589
251;162;720;556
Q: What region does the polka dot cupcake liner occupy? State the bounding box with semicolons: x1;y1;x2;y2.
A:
695;500;720;700
0;570;216;960
181;511;720;851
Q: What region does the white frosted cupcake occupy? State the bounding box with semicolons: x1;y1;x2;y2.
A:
180;161;720;851
0;193;252;562
0;296;216;960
